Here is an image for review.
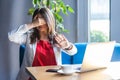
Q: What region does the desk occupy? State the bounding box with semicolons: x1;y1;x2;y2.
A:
26;62;120;80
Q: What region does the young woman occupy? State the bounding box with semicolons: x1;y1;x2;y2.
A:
8;7;77;80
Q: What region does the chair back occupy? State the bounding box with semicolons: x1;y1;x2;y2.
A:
111;43;120;61
19;43;120;67
62;43;87;64
19;44;26;67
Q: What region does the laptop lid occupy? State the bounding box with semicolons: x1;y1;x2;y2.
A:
80;41;116;72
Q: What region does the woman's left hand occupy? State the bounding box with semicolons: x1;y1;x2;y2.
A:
54;34;71;49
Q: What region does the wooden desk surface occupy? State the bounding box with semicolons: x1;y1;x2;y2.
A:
26;62;120;80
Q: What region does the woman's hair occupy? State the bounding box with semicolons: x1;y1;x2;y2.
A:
30;7;55;44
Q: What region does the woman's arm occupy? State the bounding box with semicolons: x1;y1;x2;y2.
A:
63;43;77;55
54;33;77;55
8;17;46;44
8;24;30;44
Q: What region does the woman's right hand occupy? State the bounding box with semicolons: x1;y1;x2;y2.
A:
27;17;46;29
32;18;46;28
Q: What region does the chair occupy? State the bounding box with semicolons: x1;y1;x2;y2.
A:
72;43;87;64
19;44;26;67
62;43;87;64
111;43;120;61
19;43;120;67
62;51;73;64
62;43;120;64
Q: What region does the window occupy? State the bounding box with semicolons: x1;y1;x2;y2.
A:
89;0;110;42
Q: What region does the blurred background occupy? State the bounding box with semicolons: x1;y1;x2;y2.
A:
0;0;120;80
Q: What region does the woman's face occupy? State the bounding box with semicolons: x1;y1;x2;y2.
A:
34;14;48;33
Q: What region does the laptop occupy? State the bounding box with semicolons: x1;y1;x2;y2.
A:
75;41;116;73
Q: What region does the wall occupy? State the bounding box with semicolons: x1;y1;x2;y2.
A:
63;0;88;43
110;0;120;42
0;0;32;80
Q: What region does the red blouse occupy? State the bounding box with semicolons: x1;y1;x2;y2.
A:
32;40;57;66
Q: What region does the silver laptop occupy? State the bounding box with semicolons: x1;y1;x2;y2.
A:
75;41;116;72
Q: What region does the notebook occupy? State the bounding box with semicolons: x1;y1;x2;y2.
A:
75;41;116;72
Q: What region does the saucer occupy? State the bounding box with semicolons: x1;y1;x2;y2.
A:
57;70;75;75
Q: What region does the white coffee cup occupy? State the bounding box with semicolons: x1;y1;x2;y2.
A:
61;64;74;73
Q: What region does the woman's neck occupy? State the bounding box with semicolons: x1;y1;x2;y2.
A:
39;31;49;41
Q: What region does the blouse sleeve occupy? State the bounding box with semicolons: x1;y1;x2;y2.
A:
63;43;77;56
8;24;30;44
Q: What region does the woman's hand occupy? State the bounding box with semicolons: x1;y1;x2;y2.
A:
32;18;46;28
54;33;72;50
27;17;46;29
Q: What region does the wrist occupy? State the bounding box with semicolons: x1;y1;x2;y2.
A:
64;43;73;50
26;23;34;30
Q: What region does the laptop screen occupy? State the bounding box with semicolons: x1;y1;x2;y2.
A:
80;41;116;72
